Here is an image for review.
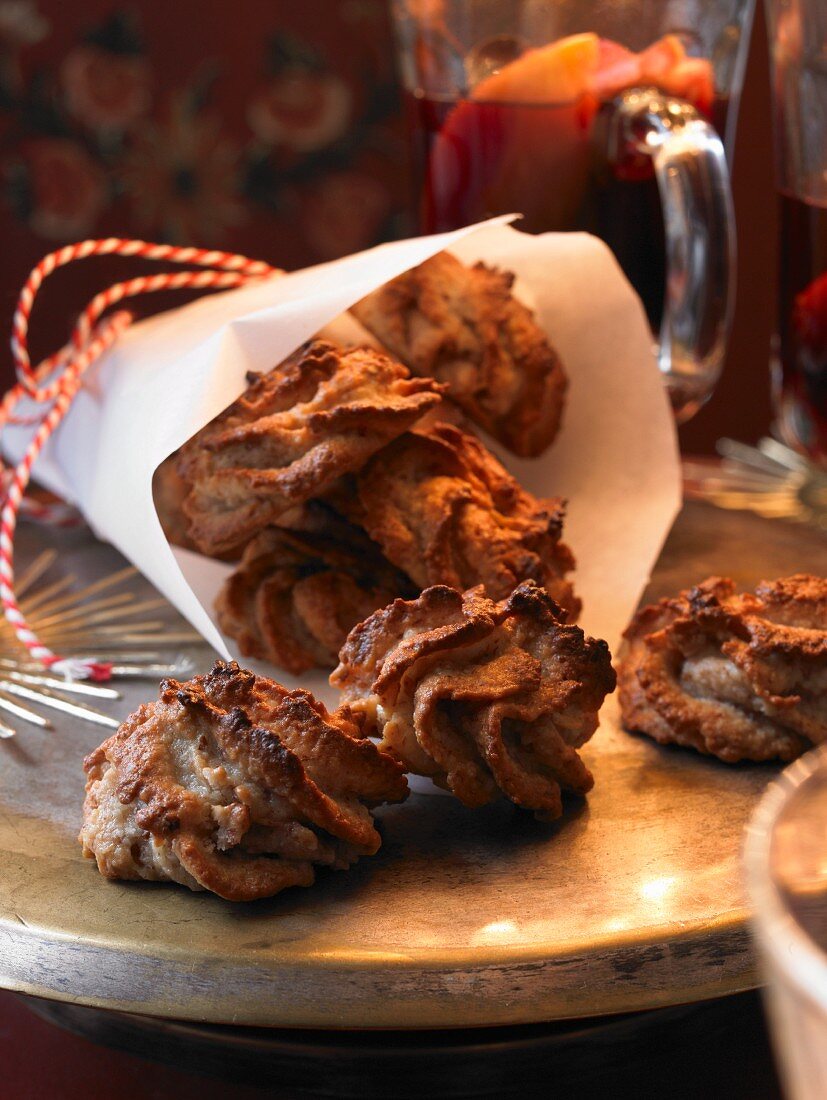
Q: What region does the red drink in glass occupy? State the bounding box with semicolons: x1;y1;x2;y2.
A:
392;1;752;420
407;82;728;332
774;193;827;461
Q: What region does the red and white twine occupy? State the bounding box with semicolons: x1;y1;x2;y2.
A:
0;238;278;681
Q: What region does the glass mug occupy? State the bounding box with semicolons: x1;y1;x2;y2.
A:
745;746;827;1100
392;0;756;422
766;0;827;463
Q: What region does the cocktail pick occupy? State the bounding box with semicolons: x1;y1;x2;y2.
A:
0;549;200;737
682;437;827;530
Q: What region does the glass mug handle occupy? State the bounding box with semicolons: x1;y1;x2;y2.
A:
608;88;736;423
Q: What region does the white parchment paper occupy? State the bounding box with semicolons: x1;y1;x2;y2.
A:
4;217;680;709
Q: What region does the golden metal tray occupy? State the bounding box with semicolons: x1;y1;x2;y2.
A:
1;502;824;1030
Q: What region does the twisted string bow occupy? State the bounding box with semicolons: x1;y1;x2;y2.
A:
0;238;278;681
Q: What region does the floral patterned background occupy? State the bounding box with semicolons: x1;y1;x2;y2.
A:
0;0;777;452
0;0;408;383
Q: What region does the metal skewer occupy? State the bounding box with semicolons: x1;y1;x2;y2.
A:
685;437;827;531
16;565;139;618
17;574;77;614
0;549;204;738
0;668;120;699
5;651;195;667
15;549;59;596
32;592;139;627
11;646;199;673
108;661;196;678
0;680;120;728
0;690;52;729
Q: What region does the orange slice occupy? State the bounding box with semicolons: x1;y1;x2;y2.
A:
471;32;600;105
638;34;687;82
659;57;715;117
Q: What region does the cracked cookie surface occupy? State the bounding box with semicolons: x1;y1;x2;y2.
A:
618;574;827;762
80;660;408;901
332;582;614;820
352;251;567;457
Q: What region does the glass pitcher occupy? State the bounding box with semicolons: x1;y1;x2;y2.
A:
766;0;827;463
392;0;756;422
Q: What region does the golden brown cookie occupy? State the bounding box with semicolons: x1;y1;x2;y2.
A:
351;251;567;457
618;574;827;763
216;519;415;674
152;451;196;551
178;339;444;556
332;582;615;820
80;660;408;901
337;422;579;620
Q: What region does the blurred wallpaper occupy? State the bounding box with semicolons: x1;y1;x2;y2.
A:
0;0;406;259
0;0;409;383
0;0;775;449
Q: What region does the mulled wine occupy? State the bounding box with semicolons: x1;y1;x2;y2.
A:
775;192;827;461
405;32;725;333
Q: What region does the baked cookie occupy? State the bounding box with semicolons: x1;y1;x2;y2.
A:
618;574;827;762
351;251;567;457
332;582;615;820
216;521;415;674
178;339;443;556
80;660;408;901
152;451;196;552
338;422;580;620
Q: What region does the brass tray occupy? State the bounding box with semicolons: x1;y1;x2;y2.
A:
0;502;824;1030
